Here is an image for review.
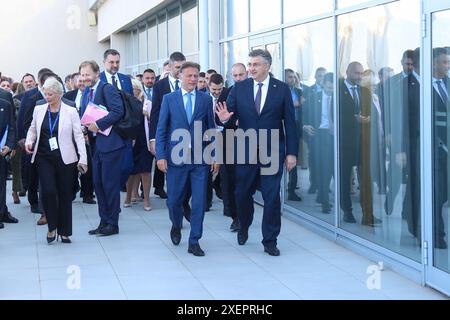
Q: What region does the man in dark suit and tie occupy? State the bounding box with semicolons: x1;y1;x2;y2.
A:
99;49;133;95
64;75;96;205
142;69;156;102
303;73;335;214
217;63;248;232
80;61;126;237
156;62;219;256
339;62;380;227
149;52;186;199
0;92;18;228
216;49;299;256
285;68;303;202
432;47;450;249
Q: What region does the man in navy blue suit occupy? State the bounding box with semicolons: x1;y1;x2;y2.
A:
99;49;133;95
149;52;186;199
216;49;298;256
80;61;126;237
156;62;219;257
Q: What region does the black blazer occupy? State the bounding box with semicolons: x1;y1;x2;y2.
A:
149;76;172;140
19;88;44;140
64;89;78;102
0;98;16;150
339;79;372;164
433;76;450;167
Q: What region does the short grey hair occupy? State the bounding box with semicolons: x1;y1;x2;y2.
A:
43;77;64;95
249;49;272;66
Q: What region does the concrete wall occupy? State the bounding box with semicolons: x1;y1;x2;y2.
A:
0;0;108;82
96;0;165;42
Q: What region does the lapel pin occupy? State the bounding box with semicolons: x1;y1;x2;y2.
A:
0;108;3;112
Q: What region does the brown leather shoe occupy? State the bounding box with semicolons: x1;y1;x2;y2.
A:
37;215;47;226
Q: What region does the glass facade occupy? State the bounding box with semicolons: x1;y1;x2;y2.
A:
219;0;450;293
124;0;199;76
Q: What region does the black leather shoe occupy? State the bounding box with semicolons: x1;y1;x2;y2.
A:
264;245;280;256
308;186;317;194
1;212;18;224
98;224;119;236
237;231;248;246
435;238;448;249
88;223;107;235
288;192;302;201
83;198;97;205
0;222;4;229
188;244;205;257
30;204;41;214
322;205;331;214
343;212;357;223
170;227;181;246
155;189;168;199
230;219;240;232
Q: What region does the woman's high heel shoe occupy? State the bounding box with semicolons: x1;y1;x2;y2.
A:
47;232;56;244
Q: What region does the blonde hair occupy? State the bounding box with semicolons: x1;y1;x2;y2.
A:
132;78;144;101
43;77;64;95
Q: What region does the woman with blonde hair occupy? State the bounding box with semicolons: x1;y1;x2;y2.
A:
123;79;153;211
25;77;87;244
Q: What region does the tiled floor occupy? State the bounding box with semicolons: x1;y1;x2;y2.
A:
0;182;447;300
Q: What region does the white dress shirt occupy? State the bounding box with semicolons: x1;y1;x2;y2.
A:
104;71;122;90
75;89;83;111
181;88;196;115
319;92;331;129
168;74;180;93
344;79;359;102
253;75;270;114
433;77;449;101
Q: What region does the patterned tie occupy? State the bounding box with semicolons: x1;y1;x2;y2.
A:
185;92;193;123
255;83;263;115
436;80;449;104
175;80;180;91
112;75;118;89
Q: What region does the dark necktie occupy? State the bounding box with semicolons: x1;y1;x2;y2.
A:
112;75;118;89
436;80;449;104
255;83;263;115
351;86;360;114
175;80;180;91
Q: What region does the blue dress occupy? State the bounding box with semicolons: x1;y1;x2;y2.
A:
131;117;154;175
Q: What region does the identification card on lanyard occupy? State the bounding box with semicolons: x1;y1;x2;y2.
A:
48;109;60;151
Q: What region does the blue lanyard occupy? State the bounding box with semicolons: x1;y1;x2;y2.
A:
48;109;60;137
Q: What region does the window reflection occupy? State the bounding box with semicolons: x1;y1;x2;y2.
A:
283;18;334;224
250;0;280;31
337;0;421;261
222;38;249;86
223;0;249;37
283;0;333;22
432;10;450;272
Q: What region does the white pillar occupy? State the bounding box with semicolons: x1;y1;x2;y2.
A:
208;0;220;71
198;0;209;71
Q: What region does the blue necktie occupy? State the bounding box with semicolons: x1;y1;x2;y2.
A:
146;88;152;100
185;92;193;123
175;80;180;91
436;80;449;104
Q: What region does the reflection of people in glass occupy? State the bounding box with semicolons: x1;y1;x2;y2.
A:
383;50;414;216
361;70;386;195
433;47;450;250
339;62;380;226
303;73;334;213
310;67;327;95
401;48;421;242
285;69;303;201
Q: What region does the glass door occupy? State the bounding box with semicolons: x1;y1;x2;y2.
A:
424;0;450;296
249;32;282;205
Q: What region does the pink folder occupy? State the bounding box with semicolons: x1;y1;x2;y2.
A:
80;102;112;136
